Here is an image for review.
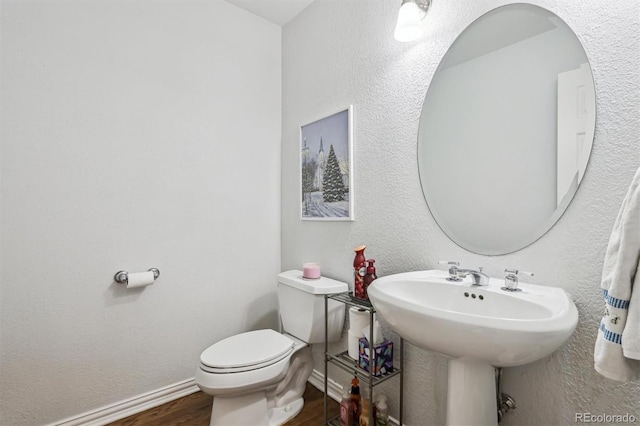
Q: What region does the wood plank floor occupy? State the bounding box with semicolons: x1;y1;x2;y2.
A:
108;382;339;426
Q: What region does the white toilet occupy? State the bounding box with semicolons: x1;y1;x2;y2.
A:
195;270;348;426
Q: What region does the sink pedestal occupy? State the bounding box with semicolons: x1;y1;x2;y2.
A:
447;358;497;426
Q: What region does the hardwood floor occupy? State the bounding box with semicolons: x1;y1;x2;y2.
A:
108;382;339;426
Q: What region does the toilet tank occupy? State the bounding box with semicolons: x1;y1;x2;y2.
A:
277;270;348;344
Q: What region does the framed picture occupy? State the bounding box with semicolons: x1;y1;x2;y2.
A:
300;106;354;221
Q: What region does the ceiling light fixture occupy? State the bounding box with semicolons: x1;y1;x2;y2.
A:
394;0;431;42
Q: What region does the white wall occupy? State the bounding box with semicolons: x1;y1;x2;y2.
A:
282;0;640;425
0;0;281;424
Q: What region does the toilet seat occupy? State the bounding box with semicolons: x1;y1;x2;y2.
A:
200;329;295;374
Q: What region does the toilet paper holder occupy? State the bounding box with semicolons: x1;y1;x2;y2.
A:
114;268;160;284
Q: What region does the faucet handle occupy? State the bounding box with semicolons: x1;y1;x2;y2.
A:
502;269;534;292
505;269;534;277
439;261;462;282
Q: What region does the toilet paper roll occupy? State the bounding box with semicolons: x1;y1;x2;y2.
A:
363;321;383;345
348;329;361;360
349;307;374;336
126;271;155;289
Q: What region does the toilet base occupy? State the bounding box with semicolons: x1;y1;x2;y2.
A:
268;397;304;426
210;392;267;426
209;393;304;426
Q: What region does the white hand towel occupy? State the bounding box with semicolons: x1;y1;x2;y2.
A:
594;166;640;381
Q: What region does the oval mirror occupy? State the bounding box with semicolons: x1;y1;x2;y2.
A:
418;3;595;255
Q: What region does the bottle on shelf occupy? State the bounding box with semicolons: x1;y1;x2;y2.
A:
350;375;361;420
353;245;367;299
363;259;377;298
359;398;371;426
375;394;388;426
340;387;354;426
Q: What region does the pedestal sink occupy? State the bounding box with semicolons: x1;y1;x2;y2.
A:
367;269;578;426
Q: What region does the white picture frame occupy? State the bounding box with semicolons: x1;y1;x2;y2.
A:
300;106;354;221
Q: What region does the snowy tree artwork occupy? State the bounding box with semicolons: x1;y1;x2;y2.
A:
300;107;353;220
322;145;346;202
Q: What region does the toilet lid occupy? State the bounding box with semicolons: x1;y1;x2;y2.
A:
200;329;294;373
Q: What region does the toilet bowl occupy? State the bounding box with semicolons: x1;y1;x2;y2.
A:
195;270;347;426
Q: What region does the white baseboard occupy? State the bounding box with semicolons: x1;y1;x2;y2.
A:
51;371;405;426
308;368;344;402
308;368;404;426
51;378;199;426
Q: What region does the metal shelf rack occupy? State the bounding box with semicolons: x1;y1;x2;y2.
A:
323;292;404;425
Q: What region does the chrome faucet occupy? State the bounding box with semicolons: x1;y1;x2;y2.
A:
456;267;490;286
439;261;462;282
439;261;489;285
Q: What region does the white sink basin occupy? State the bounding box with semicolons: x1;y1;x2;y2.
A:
368;269;579;425
368;269;578;367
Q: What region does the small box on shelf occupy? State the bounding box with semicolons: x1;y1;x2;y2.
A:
358;338;393;376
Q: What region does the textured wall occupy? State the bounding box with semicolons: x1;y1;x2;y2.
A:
0;1;281;424
282;0;640;424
